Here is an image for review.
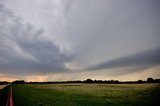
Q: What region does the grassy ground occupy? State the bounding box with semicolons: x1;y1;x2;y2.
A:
0;85;10;106
12;83;160;106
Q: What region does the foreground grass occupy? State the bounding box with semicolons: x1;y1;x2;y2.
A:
12;83;160;106
0;85;10;106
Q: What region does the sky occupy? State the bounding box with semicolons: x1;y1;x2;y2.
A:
0;0;160;81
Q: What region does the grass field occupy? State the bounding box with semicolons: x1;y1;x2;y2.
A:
0;85;10;106
12;83;160;106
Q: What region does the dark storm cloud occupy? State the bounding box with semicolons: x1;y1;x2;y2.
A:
0;4;72;74
87;48;160;71
1;0;160;68
0;0;160;80
61;0;160;67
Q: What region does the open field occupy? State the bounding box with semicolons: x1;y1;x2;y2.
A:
11;83;160;106
0;85;10;106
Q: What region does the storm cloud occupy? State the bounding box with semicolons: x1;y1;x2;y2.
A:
87;48;160;71
0;4;72;74
0;0;160;81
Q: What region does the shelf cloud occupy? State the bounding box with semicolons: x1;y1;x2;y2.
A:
87;48;160;71
0;4;72;74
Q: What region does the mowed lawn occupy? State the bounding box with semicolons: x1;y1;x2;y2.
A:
12;83;160;106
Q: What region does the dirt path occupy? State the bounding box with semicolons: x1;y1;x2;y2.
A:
6;86;13;106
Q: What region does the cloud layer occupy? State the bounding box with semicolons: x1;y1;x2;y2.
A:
87;48;160;71
0;4;72;74
0;0;160;81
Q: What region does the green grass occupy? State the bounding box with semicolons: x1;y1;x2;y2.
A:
12;83;160;106
0;85;10;106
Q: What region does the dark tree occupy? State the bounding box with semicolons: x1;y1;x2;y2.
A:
12;80;25;84
114;80;120;84
84;79;93;83
137;80;144;83
147;78;154;83
0;81;9;85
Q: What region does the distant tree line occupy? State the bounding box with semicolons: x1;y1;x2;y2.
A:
12;80;25;84
0;81;9;85
0;78;160;84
